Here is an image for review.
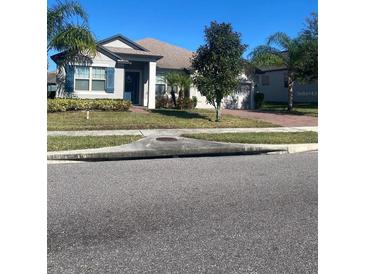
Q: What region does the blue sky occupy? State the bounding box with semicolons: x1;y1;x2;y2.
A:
47;0;317;71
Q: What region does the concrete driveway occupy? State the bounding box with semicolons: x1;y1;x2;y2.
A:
223;109;318;127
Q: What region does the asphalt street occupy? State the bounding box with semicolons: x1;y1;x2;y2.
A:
48;152;318;273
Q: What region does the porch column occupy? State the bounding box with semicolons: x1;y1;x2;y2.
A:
148;61;156;109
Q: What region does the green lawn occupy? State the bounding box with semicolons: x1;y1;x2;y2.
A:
182;131;318;144
48;109;277;131
48;135;142;151
261;102;318;117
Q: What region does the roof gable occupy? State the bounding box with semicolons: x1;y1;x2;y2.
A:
97;34;148;51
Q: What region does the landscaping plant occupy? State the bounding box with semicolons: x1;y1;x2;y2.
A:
192;21;246;121
47;98;131;112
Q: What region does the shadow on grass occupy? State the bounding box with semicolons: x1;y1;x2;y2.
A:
151;109;212;121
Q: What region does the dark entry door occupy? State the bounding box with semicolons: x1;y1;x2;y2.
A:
125;71;140;105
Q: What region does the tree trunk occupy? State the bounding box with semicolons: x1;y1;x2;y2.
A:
287;75;294;112
171;86;177;107
215;102;222;122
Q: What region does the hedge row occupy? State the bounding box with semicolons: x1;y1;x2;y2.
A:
47;98;132;112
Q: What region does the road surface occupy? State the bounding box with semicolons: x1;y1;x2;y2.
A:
48;152;317;273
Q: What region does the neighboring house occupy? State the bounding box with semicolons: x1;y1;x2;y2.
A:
255;66;318;103
47;71;57;94
51;33;255;110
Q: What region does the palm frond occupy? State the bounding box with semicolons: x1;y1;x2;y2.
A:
163;72;180;86
266;32;291;51
50;24;96;65
249;45;286;67
48;0;89;41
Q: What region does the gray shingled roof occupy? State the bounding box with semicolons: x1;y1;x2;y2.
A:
136;38;193;70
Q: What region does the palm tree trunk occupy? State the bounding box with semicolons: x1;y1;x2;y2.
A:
171;86;177;107
288;74;294;112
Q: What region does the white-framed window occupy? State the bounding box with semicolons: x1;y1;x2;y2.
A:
156;74;167;96
75;66;90;90
261;75;270;86
74;66;106;91
92;67;106;91
155;84;166;96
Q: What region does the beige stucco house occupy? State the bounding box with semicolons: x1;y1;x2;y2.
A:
51;33;256;110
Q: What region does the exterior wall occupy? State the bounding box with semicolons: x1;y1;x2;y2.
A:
155;69;253;109
223;82;252;110
256;70;318;103
102;40;132;49
57;52;130;99
70;52;124;99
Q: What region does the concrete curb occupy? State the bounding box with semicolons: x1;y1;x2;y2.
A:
48;126;317;137
47;136;317;161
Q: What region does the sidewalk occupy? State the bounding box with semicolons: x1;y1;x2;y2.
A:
48;126;317;137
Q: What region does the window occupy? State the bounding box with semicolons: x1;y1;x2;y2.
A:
261;75;270;86
75;66;90;90
74;66;106;91
283;73;288;88
155;74;167;96
92;67;106;91
155;84;166;96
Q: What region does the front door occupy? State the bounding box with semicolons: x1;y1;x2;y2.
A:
124;71;140;105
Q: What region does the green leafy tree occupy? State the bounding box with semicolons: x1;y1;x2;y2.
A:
249;32;303;111
192;21;246;121
297;12;318;82
47;0;97;67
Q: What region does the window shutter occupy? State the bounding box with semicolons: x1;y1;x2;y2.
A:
65;65;74;92
106;68;115;93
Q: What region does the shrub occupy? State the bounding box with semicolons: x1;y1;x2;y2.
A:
177;97;195;109
155;96;172;108
47;98;131;112
254;93;265;109
156;95;196;110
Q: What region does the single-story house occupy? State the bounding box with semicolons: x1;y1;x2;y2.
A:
51;33;316;109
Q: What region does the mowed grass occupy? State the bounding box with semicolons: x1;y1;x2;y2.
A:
182;131;318;144
48;135;142;151
47;109;277;131
261;102;318;117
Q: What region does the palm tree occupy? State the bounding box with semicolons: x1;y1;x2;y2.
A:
177;73;192;98
163;72;180;107
47;0;96;67
249;32;303;111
